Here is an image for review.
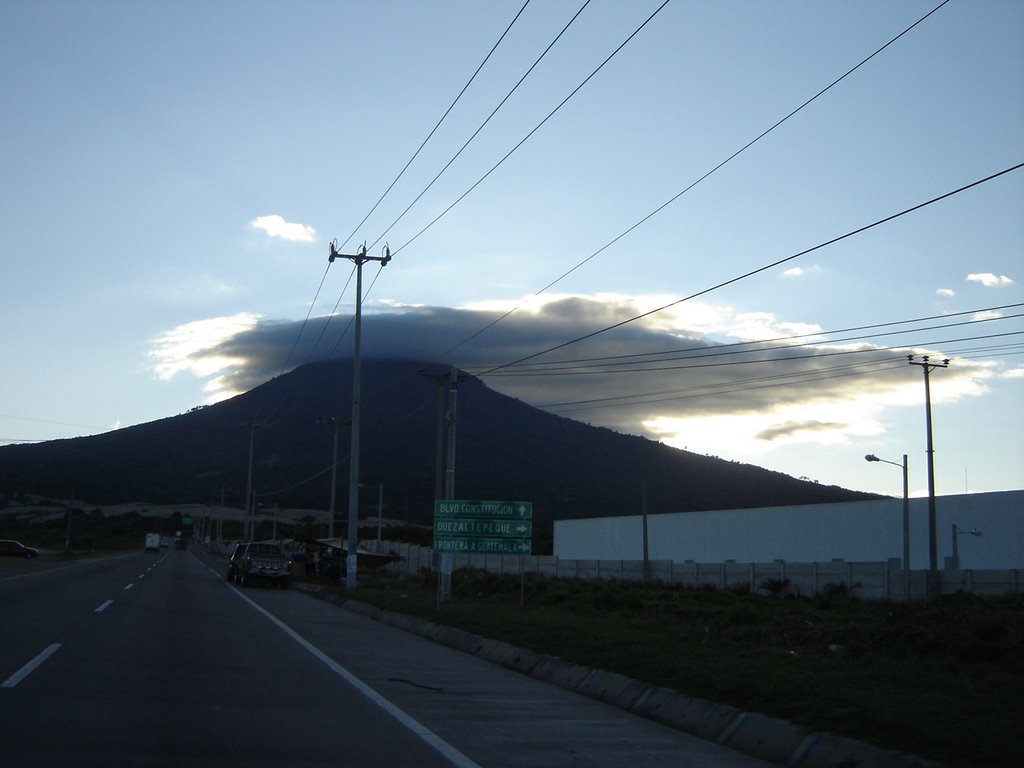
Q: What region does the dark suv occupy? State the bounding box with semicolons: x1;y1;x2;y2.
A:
231;542;291;589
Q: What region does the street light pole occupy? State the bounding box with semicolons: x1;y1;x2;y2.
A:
865;453;910;597
951;524;982;569
329;240;391;589
908;355;949;596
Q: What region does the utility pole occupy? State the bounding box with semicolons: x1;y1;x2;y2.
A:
242;422;257;540
316;416;349;539
329;240;391;589
417;367;449;502
908;354;949;597
439;367;461;602
641;480;650;583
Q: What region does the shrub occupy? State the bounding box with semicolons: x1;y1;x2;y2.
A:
760;577;791;598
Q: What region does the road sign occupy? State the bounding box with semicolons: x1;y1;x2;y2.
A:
433;537;533;555
434;500;532;519
433;499;533;554
434;518;532;538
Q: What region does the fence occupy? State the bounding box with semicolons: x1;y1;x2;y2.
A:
365;540;1022;601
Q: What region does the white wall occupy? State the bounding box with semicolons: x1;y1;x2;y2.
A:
553;490;1023;570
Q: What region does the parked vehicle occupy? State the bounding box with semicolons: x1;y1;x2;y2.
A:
144;533;161;553
234;542;291;588
0;540;39;558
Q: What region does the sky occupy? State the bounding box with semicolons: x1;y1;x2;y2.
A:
2;0;1022;502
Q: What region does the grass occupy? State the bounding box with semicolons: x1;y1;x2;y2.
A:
340;569;1022;768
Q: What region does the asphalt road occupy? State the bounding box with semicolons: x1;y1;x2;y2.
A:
0;548;776;767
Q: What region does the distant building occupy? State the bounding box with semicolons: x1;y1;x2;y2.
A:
553;490;1023;571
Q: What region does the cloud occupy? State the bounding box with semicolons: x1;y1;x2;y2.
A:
147;312;260;399
972;309;1004;321
782;265;820;278
966;273;1014;287
755;420;849;441
936;288;955;297
250;214;316;242
147;294;995;451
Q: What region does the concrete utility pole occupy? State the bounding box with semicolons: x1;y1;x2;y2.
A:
417;367;449;502
439;367;461;602
242;422;257;539
316;416;349;540
329;240;391;589
908;354;949;597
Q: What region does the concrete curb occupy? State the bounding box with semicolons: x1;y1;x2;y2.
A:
294;585;941;768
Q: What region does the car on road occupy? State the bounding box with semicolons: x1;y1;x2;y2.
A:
0;540;39;558
233;541;291;588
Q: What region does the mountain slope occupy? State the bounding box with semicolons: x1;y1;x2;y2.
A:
0;360;878;524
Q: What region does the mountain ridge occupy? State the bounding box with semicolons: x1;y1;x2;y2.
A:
0;359;880;525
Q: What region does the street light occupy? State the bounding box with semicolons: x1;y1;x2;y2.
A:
865;453;910;595
951;524;982;569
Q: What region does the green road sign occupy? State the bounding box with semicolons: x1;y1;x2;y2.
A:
434;500;533;519
434;518;532;538
433;499;533;555
433;537;532;555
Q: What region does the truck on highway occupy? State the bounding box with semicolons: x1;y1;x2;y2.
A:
144;533;161;553
231;541;291;588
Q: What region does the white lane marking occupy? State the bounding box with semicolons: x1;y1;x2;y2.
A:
2;643;62;688
123;583;134;591
229;587;482;768
95;600;113;613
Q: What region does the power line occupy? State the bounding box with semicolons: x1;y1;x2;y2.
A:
505;329;1024;395
247;261;335;427
368;0;593;252
440;0;954;358
250;5;538;430
475;161;1024;376
543;357;907;412
465;302;1024;372
337;0;534;253
474;308;1024;377
540;331;1024;414
389;0;673;258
